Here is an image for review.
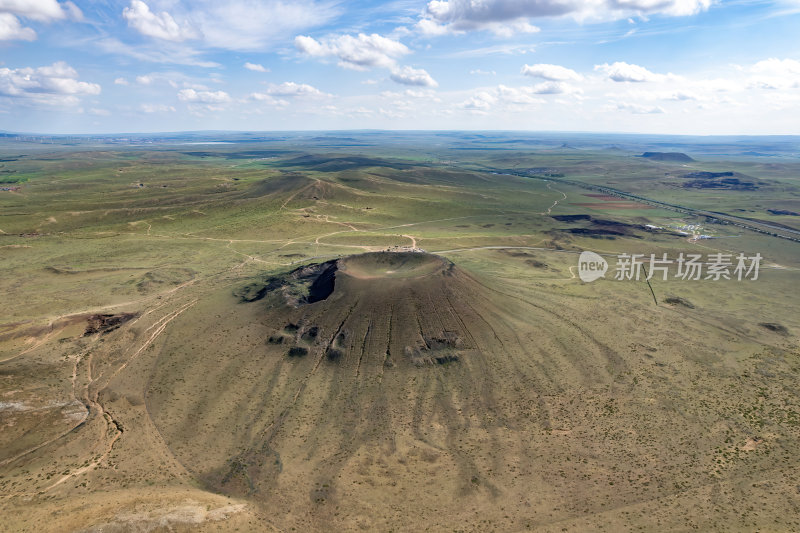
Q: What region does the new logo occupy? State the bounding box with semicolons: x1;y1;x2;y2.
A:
578;251;608;282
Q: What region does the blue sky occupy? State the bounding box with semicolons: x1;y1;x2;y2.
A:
2;0;800;134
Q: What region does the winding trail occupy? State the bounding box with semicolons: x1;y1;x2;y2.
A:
41;413;122;492
566;265;577;280
279;180;318;211
103;299;198;387
542;182;567;215
0;271;203;498
39;298;198;493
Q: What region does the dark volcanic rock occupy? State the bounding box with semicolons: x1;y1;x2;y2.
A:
759;323;789;336
664;296;695;309
84;313;137;336
234;260;338;305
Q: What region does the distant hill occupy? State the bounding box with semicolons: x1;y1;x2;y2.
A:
640;151;694;162
683;171;733;179
678;170;759;191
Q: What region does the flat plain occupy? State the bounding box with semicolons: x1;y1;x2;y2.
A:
1;132;799;532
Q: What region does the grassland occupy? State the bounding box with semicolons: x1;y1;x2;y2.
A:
0;132;799;532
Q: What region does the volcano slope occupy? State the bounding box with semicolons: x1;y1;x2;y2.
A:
145;251;634;529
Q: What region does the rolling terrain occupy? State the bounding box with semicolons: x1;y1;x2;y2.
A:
1;133;799;532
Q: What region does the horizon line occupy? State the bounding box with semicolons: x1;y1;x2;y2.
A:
3;129;800;139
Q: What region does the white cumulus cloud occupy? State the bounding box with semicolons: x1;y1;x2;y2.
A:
609;0;712;16
390;66;438;87
295;33;409;70
417;0;711;36
244;62;269;72
177;88;230;103
531;81;580;94
263;81;328;97
123;0;198;42
0;0;76;21
248;92;288;107
747;57;800;90
141;103;176;113
460;82;581;115
594;61;665;82
496;84;545;105
0;61;100;106
0;0;81;41
461;91;497;111
0;12;35;40
616;101;665;114
751;57;800;74
666;90;699;101
522;63;583;82
120;0;338;50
